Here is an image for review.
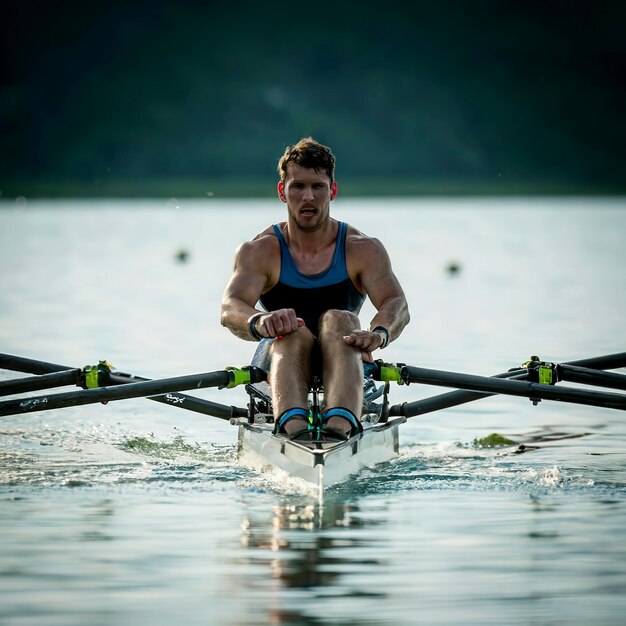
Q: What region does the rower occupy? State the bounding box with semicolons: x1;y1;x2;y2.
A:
220;137;410;439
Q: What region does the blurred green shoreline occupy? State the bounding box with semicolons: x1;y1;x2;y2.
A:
2;178;624;200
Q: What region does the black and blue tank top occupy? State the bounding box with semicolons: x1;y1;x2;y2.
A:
258;221;366;333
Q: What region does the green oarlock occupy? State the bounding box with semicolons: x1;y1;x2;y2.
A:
522;356;558;385
84;360;113;388
537;365;555;385
378;364;403;383
225;366;252;389
84;366;99;389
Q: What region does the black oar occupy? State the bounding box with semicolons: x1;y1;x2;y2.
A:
388;369;528;417
0;369;83;396
558;364;626;391
0;353;248;420
107;370;247;420
0;367;266;417
0;353;70;375
567;352;626;370
389;352;626;417
398;365;626;411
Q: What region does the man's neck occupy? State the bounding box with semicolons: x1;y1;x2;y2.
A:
284;217;338;255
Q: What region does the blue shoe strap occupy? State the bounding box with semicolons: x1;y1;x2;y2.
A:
321;407;363;433
276;407;309;431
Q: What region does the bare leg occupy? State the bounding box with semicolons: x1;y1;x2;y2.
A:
318;309;363;434
270;326;315;435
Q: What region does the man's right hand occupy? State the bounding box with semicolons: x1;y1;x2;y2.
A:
257;309;305;338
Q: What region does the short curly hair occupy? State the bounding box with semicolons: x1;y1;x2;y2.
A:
277;137;335;183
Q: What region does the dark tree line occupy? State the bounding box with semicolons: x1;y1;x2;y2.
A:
2;1;625;196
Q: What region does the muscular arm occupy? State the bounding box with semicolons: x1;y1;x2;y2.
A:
220;237;304;340
220;240;268;340
345;235;410;355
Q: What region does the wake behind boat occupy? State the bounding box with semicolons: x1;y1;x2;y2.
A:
1;351;625;492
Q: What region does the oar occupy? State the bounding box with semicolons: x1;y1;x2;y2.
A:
398;365;626;411
567;352;626;370
107;370;248;420
0;369;84;396
388;352;626;417
0;367;266;417
0;353;248;420
0;353;70;375
388;369;528;417
558;364;626;391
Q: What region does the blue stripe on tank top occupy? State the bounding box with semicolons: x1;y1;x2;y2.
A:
272;221;349;288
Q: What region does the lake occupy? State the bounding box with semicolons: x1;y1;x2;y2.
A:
1;196;625;625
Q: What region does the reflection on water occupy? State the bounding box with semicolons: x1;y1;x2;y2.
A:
234;486;626;626
239;497;388;626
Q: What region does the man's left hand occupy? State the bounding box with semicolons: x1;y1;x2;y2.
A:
343;330;385;363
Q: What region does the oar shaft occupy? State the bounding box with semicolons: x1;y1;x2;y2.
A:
145;393;246;419
0;369;83;397
0;370;232;417
401;366;626;411
0;353;70;375
390;353;626;418
389;370;528;417
559;364;626;391
109;373;246;419
565;352;626;370
0;353;250;419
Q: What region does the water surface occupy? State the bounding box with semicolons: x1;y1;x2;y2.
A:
1;197;625;625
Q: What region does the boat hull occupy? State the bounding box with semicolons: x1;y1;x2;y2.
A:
236;417;406;489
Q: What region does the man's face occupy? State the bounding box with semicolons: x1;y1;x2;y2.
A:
278;165;338;232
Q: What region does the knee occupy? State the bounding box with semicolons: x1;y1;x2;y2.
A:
318;309;360;336
271;324;315;355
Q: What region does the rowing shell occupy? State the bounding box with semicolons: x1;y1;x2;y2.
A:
235;415;406;490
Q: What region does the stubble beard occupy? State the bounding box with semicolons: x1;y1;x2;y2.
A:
294;217;323;233
289;204;329;233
